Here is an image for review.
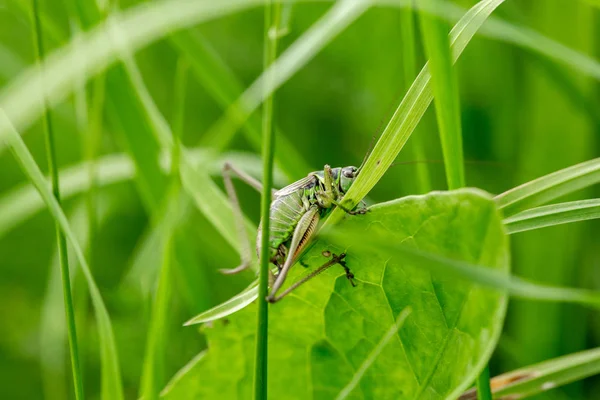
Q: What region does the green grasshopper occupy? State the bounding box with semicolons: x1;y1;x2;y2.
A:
220;163;368;303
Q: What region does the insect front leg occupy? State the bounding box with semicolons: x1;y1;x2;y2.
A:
219;163;262;274
330;198;370;215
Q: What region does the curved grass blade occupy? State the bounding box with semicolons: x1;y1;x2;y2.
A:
459;347;600;400
184;281;259;326
504;199;600;234
324;0;507;227
495;158;600;217
0;112;124;399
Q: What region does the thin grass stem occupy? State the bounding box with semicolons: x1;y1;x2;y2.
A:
255;2;281;399
418;0;465;190
400;1;431;194
30;0;84;398
476;365;493;400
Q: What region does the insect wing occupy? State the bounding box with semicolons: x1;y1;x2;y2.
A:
274;174;316;197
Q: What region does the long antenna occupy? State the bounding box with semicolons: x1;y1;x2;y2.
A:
357;135;377;173
389;159;507;168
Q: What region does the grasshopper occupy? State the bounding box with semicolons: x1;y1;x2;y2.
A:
220;163;368;303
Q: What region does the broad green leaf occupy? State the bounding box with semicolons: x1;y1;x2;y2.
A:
459;347;600;400
165;189;509;400
504;199;600;234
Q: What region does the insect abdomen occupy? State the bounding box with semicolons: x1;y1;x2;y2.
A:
256;190;307;260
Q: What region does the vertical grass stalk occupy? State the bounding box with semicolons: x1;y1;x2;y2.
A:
255;2;281;399
400;1;431;194
30;0;84;398
418;0;465;190
476;365;493;400
419;0;482;391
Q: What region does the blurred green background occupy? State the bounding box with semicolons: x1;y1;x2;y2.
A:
0;0;599;399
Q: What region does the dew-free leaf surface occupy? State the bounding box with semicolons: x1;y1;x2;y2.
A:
165;189;509;400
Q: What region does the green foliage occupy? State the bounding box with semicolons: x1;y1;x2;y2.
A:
1;1;600;399
1;113;124;399
163;190;509;399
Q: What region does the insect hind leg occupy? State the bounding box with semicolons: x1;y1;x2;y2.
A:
266;252;354;303
219;163;255;274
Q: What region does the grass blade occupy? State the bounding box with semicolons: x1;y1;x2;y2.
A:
459;347;600;399
495;158;600;216
504;199;600;234
0;112;124;400
418;0;464;190
324;0;506;227
30;0;83;397
40;198;113;400
184;281;259;326
400;4;431;194
475;365;493;400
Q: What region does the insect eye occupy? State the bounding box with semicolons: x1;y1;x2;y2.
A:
343;167;355;178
